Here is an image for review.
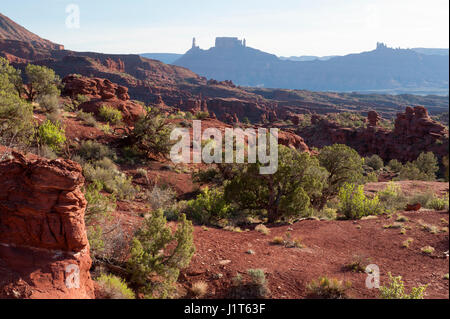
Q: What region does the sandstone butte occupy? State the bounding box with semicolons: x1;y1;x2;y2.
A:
304;106;448;162
0;151;94;299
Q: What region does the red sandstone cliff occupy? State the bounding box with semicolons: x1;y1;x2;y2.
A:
0;151;94;299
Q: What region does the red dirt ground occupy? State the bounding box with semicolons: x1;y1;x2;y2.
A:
181;208;449;299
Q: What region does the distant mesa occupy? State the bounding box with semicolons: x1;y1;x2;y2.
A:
173;37;449;94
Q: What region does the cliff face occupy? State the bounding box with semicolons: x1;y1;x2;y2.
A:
0;152;94;299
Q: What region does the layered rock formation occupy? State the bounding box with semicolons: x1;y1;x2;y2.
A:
300;106;448;162
0;152;94;299
62;74;146;124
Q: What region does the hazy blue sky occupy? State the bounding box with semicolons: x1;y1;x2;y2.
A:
1;0;448;56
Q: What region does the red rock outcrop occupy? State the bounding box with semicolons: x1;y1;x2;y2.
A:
62;74;146;124
299;107;448;162
0;152;94;299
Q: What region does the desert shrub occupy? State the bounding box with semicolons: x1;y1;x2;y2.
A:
191;281;208;298
314;144;364;210
379;273;427;299
76;110;98;127
344;255;371;273
225;146;328;223
144;185;176;211
186;187;233;225
388;159;403;173
377;182;408;213
96;274;135;299
229;269;270;299
426;194;449;211
127;210;195;298
99;105;123;124
338;183;382;219
77;140;116;162
365;172;378;183
192;168;221;184
365;155;384;170
83;161;137;200
84;181;116;225
129;108;174;158
37;120;66;152
255;224;270;235
76;94;90;104
195;111;209;120
408;192;435;208
306;276;350;299
37;94;60;113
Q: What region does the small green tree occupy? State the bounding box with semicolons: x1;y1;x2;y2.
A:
314;144;364;209
224;146;328;223
23;64;60;102
0;57;23;96
414;152;439;181
127;210;195;298
128;108;174;158
443;156;449;182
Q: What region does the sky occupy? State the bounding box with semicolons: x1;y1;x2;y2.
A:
1;0;448;57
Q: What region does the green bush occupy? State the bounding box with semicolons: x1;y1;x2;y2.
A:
38;120;66;152
78;140;116;162
76;110;98;127
426;194;449;211
96;274;135;299
388;159;403;173
195;111;209;120
186;187;233;225
99;105;123;124
127;210;195;298
377;182;408;213
129;108;174;158
380;273;427;299
83;160;137;200
338;183;382;219
37;94;60;113
365;155;384;170
84;181;116;225
229;269;270;299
